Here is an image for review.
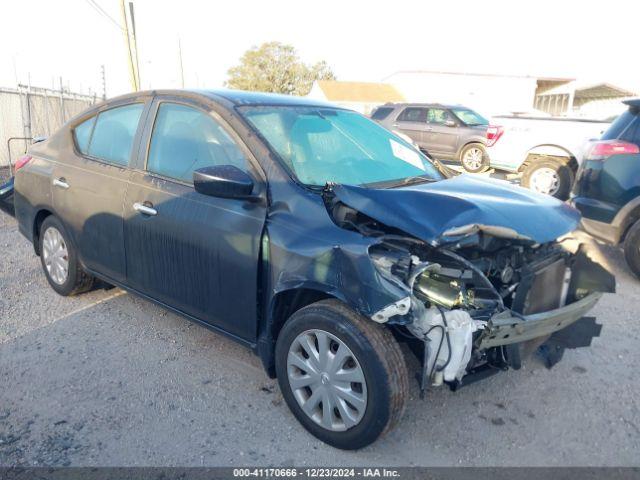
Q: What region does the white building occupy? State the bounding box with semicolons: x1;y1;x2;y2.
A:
383;70;636;119
534;81;636;119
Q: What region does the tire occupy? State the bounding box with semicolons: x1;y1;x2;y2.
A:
521;157;574;200
623;220;640;279
275;299;408;450
39;215;94;296
459;143;489;173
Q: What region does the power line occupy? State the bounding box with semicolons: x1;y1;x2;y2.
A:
83;0;124;31
87;0;123;29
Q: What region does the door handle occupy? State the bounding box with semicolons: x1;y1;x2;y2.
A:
133;202;157;216
53;178;69;189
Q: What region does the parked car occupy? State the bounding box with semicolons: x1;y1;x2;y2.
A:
371;103;489;173
485;114;611;199
0;176;15;216
0;177;13;201
572;99;640;278
1;138;46;204
13;90;613;449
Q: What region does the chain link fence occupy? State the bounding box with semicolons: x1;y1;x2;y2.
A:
1;85;99;182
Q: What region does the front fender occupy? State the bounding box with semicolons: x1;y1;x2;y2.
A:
264;228;408;321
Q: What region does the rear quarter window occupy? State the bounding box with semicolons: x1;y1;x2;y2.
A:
73;116;96;154
620;117;640;147
601;110;638;143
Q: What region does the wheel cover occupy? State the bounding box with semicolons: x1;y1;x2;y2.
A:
529;167;560;196
42;227;69;285
287;329;368;432
462;147;484;171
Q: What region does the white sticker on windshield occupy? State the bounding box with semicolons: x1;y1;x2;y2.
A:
390;139;425;171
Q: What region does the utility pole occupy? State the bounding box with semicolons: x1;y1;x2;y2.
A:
120;0;138;91
128;1;141;89
178;37;185;88
100;64;107;100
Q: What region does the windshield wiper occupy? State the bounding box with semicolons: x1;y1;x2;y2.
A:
390;175;437;188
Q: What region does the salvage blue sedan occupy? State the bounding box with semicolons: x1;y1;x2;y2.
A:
13;89;614;449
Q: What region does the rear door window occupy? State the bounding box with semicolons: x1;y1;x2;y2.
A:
87;104;144;166
397;107;428;123
146;103;247;183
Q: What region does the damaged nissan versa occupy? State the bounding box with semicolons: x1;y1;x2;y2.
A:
13;90;615;449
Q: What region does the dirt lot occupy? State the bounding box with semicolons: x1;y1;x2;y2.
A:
0;205;639;467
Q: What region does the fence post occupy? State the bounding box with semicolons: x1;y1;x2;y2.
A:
21;85;32;155
43;89;51;135
59;77;65;125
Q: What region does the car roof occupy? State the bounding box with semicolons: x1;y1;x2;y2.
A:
195;89;337;107
623;98;640;108
381;102;469;110
102;88;337;109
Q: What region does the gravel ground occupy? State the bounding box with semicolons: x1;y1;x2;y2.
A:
0;205;639;467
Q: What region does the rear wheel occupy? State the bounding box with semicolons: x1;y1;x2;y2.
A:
521;157;574;200
623;220;640;279
275;299;408;450
39;216;94;296
459;143;489;173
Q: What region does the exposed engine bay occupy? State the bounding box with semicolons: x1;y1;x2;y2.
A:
326;192;616;393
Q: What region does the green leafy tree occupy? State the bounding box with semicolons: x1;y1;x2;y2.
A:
225;42;336;95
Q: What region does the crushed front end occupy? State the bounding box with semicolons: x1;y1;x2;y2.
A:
371;235;614;392
325;183;616;394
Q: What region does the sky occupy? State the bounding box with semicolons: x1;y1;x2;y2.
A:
1;0;639;98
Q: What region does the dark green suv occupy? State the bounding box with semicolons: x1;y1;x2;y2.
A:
572;99;640;278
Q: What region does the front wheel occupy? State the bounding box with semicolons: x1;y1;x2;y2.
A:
624;220;640;279
521;157;574;200
459;143;489;173
275;299;408;450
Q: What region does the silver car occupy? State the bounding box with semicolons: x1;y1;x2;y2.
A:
371;103;489;173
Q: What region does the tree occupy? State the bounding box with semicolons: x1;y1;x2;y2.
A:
225;42;336;96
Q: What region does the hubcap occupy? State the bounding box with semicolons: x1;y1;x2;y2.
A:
529;167;560;195
462;147;484;171
287;329;367;432
42;227;69;285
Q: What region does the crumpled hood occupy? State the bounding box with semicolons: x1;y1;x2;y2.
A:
332;174;580;244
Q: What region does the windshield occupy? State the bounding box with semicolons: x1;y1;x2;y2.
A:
239;106;444;187
451;108;488;126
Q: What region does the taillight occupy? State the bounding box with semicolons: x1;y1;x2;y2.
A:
585;140;640;160
14;154;32;172
486;125;504;147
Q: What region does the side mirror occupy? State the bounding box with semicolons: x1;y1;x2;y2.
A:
193;165;255;200
444;119;457;127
